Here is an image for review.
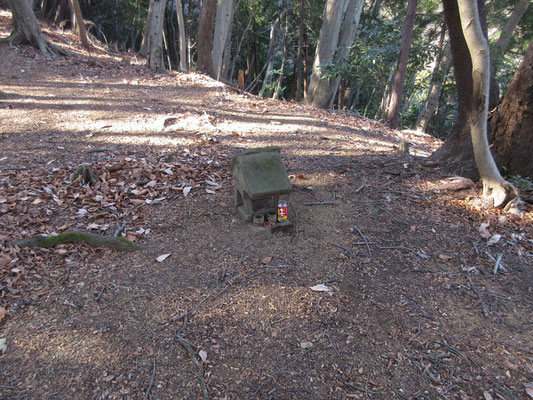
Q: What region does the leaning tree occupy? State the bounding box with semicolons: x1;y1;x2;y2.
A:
1;0;68;56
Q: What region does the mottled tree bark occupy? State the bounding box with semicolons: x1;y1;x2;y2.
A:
197;0;217;77
457;0;515;207
489;40;533;179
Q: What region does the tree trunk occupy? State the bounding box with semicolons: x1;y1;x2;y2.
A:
2;0;68;57
273;12;289;100
140;0;154;56
212;0;235;80
429;0;498;176
143;0;167;70
489;40;533;179
69;0;89;50
458;0;515;207
296;0;305;101
197;0;217;76
305;0;347;108
383;0;418;128
229;5;254;82
327;0;364;108
491;0;530;75
417;33;451;132
175;0;188;71
259;10;286;97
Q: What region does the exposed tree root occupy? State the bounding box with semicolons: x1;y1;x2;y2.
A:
9;232;143;251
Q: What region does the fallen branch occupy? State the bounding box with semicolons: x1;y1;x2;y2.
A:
9;232;143;252
351;225;371;259
175;331;210;400
257;264;295;269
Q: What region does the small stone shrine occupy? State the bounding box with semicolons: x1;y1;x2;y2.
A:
232;146;293;221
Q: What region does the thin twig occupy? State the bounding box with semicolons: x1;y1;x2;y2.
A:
248;347;315;398
304;201;338;206
465;270;489;318
345;382;377;395
333;244;353;256
175;331;209;400
143;357;156;400
257;264;295;269
114;224;125;237
174;243;251;321
95;284;106;302
351;225;371;258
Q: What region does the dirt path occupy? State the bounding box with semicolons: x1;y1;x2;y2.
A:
1;10;533;400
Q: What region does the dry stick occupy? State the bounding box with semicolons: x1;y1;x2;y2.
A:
143;357;156;400
248;347;315;399
257;264;295;269
351;225;371;259
304;201;338;206
175;330;210;400
174;243;251;321
465;270;490;318
344;382;377;395
95;284;106;302
333;243;353;256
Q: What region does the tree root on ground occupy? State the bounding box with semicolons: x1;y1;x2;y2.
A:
9;232;143;251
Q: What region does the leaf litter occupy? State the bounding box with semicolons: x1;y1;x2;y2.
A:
0;11;532;400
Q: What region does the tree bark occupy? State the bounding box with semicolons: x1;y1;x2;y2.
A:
489;40;533;179
139;0;154;56
259;9;286;97
2;0;68;57
296;0;305;101
212;0;235;80
305;0;348;108
69;0;89;50
273;12;289;99
417;32;451;132
327;0;364;109
384;0;418;128
457;0;515;207
197;0;217;76
143;0;167;70
175;0;188;71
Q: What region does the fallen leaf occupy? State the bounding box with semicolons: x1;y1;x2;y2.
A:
0;307;6;322
310;284;331;292
199;350;207;362
261;257;272;265
0;338;6;354
479;222;491;239
183;186;192;197
487;234;502;246
300;341;313;349
439;254;452;260
526;384;533;399
156;254;171;262
0;254;11;267
483;391;493;400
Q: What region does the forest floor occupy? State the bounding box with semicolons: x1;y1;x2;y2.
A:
1;9;533;400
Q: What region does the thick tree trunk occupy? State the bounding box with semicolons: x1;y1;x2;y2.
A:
305;0;345;108
197;0;217;76
384;0;418;128
143;0;166;70
212;0;235;80
69;0;89;50
489;40;533;179
458;0;515;207
327;0;364;109
491;0;530;74
2;0;68;56
139;0;154;56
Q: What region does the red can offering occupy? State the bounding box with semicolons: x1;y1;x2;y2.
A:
277;200;288;221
